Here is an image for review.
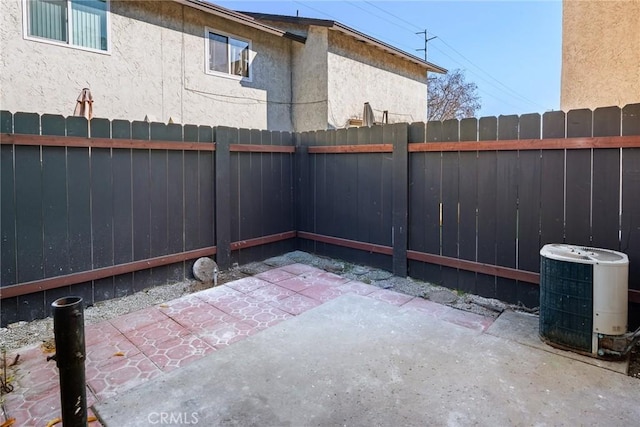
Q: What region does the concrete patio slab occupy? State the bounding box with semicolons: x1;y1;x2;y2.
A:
94;294;639;426
486;310;630;375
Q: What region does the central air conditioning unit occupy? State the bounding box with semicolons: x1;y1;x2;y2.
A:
539;244;636;358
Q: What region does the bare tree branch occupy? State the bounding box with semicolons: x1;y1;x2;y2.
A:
427;69;481;121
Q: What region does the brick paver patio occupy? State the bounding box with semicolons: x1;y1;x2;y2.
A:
1;263;494;426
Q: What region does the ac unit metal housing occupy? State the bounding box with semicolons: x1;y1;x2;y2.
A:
539;244;628;358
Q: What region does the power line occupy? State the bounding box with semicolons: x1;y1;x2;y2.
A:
364;0;422;32
293;1;549;112
292;1;337;20
345;1;414;34
361;1;548;111
435;37;547;110
293;0;420;57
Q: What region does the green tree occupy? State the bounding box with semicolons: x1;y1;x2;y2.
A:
427;69;481;121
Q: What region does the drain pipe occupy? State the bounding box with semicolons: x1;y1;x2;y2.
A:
50;296;88;427
597;326;640;358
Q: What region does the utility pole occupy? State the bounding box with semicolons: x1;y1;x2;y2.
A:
416;29;437;61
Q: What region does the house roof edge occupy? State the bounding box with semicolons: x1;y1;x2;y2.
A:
240;11;447;74
173;0;289;38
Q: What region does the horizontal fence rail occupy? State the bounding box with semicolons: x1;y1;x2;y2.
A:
1;133;216;151
408;135;640;152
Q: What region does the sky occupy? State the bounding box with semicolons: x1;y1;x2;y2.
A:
215;0;563;118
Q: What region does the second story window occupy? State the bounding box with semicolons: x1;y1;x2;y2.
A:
25;0;109;52
206;28;251;80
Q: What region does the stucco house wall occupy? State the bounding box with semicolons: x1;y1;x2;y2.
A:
2;2;443;131
250;18;430;131
561;0;640;111
0;0;293;130
291;26;329;132
326;30;427;128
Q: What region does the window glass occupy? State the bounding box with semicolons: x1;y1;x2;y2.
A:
207;30;251;79
229;38;249;78
71;0;107;51
27;0;108;51
209;32;228;74
29;0;67;42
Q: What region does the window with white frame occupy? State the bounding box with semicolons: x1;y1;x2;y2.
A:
206;28;251;80
25;0;109;52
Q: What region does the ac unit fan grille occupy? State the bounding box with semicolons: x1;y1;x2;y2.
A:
539;257;593;352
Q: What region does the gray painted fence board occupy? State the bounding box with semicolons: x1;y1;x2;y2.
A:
1;144;16;287
496;150;518;301
132;149;151;262
199;152;215;247
460;118;477;141
517;150;542;272
41;114;65;136
112;120;131;139
622;104;640;136
91;118;111;138
594;107;621;137
112;150;133;264
567;109;592;138
458;149;478;294
184;151;200;251
66;116;88;137
540;151;565;246
112;148;134;296
15;145;44;283
519;114;541;139
92;118;118;302
517;114;543;273
0;110;12;133
132;149;151;290
542;111;565;139
592;149;620;250
14;112;40;135
67;148;92;273
42;146;70;276
565;149;592;246
167;151;185;255
91;148;114;269
150;149;169;285
622;149;640;291
476;150;497;298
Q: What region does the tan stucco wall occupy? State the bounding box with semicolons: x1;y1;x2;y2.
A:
0;0;293;130
561;0;640;111
327;30;428;128
233;19;429;131
291;26;329;132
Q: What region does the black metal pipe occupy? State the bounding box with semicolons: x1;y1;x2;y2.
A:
52;296;87;427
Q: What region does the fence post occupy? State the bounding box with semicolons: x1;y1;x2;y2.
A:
294;132;309;248
215;127;233;269
51;296;87;427
391;123;409;277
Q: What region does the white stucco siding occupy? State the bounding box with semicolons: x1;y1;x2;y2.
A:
291;26;328;132
326;31;428;127
0;0;293;130
180;5;293;130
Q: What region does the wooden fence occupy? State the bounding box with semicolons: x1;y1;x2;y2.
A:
297;105;640;317
1;105;640;326
0;112;295;325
